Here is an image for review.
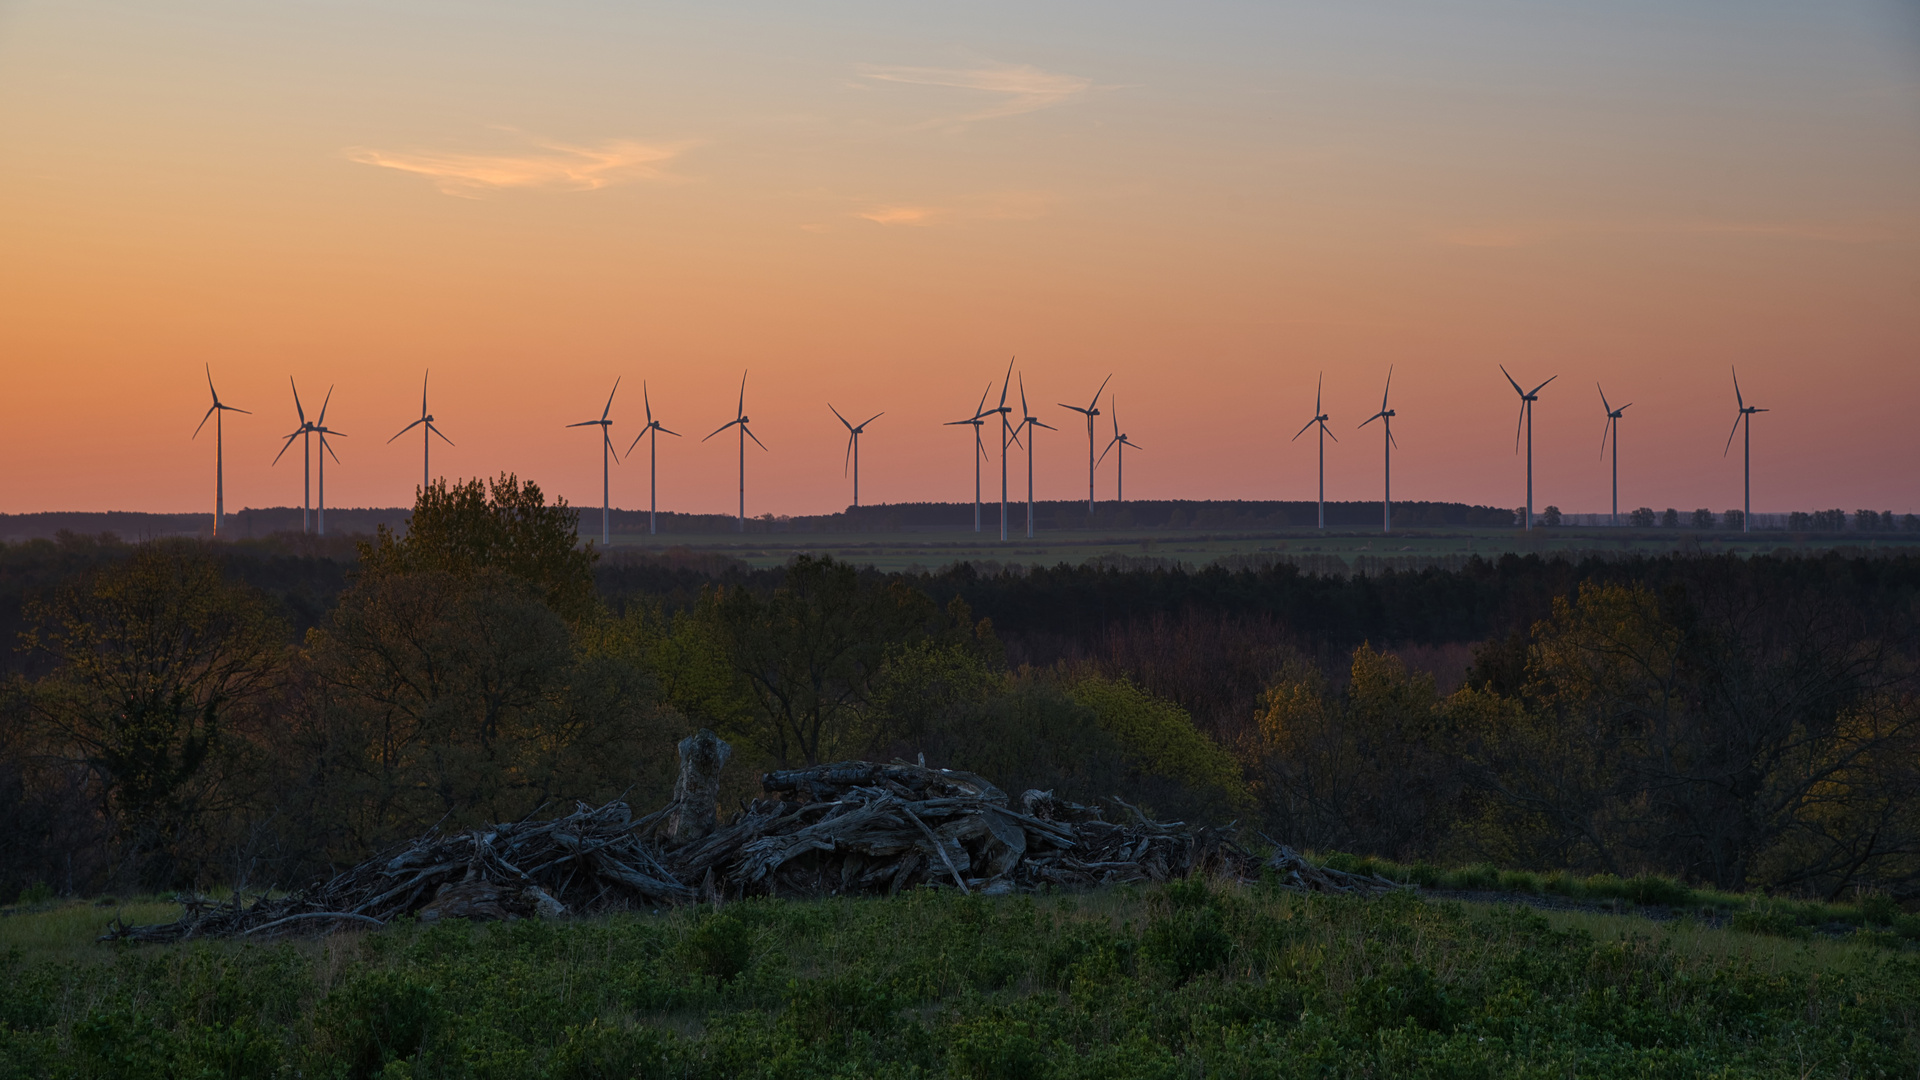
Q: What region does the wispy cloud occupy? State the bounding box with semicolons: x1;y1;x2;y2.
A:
854;192;1055;227
345;138;690;197
855;61;1091;124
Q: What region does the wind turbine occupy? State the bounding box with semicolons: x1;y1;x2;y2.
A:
271;378;316;534
311;388;345;537
1358;367;1397;534
193;364;249;537
702;371;765;533
567;378;620;546
1597;384;1630;526
991;358;1015;541
943;383;991;532
1097;394;1143;502
1008;374;1055;539
1501;366;1557;531
625;383;679;535
1058;374;1112;515
828;403;882;509
1290;373;1335;530
1725;367;1767;533
387;370;453;494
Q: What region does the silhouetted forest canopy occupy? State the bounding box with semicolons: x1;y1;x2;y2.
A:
5;475;1920;906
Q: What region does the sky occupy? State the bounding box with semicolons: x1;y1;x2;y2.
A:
1;0;1916;520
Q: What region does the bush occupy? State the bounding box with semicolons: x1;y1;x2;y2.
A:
316;969;446;1079
1732;907;1810;939
686;912;751;983
1347;963;1460;1034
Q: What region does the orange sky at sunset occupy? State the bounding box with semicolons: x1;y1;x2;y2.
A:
2;1;1916;521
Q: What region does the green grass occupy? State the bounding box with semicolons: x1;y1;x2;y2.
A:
600;526;1920;572
0;897;183;960
1316;850;1920;940
6;881;1920;1078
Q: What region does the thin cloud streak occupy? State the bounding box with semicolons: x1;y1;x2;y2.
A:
854;191;1056;227
345;139;691;197
856;61;1091;124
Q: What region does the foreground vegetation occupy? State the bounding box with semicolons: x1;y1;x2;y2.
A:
8;881;1920;1080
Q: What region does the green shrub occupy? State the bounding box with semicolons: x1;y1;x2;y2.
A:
1346;963;1461;1035
316;969;446;1079
949;1014;1051;1080
1732;907;1810;939
1142;907;1232;983
1858;893;1899;927
549;1018;676;1080
686;911;751;983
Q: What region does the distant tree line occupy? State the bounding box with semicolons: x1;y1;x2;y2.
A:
3;482;1920;903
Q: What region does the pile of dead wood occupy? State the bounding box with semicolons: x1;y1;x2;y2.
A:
104;732;1302;942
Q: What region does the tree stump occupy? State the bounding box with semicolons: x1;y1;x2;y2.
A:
669;729;731;844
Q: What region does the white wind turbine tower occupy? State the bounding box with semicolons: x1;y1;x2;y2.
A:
567;378;621;546
1597;384;1630;526
943;383;992;532
702;371;766;534
991;358;1016;541
625;383;679;535
1501;366;1556;531
193;364;249;537
271;378;317;534
1097;394;1143;502
1290;373;1336;530
1357;367;1397;534
1725;367;1767;533
828;403;882;509
310;388;346;537
1058;374;1112;516
388;370;453;494
1007;373;1056;539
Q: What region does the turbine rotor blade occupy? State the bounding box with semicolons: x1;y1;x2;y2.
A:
829;402;853;430
1019;373;1029;418
1087;373;1112;411
1291;416;1317;441
844;432;855;475
1381;365;1393;410
738;370;747;417
1731;366;1743;409
1529;375;1556;396
317;385;334;426
643;380;653;426
389;417;426;442
1322;421;1338;443
271;431;300;465
290;377;306;424
626;431;646;456
703;418;742;442
604;430;621;464
745;425;767;451
205;362;218;401
1597;382;1611;414
860;411;883;429
193;404;217;438
1514;402;1526;453
1058;404;1090;415
428;423;453;446
422;369;429;415
1315;371;1322;414
658;425;680;437
1500;364;1523;395
321;435;341;464
1724;413;1743;455
602;376;621;421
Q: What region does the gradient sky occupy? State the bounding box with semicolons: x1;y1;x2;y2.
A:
2;1;1916;520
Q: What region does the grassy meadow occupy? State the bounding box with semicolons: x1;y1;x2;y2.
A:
596;525;1920;572
6;881;1920;1079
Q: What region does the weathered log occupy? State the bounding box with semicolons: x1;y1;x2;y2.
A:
668;729;731;843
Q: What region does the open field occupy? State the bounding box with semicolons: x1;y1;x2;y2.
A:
600;525;1920;572
5;882;1918;1079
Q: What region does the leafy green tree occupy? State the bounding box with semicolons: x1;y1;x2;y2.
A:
358;474;596;622
706;555;938;766
22;543;286;885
